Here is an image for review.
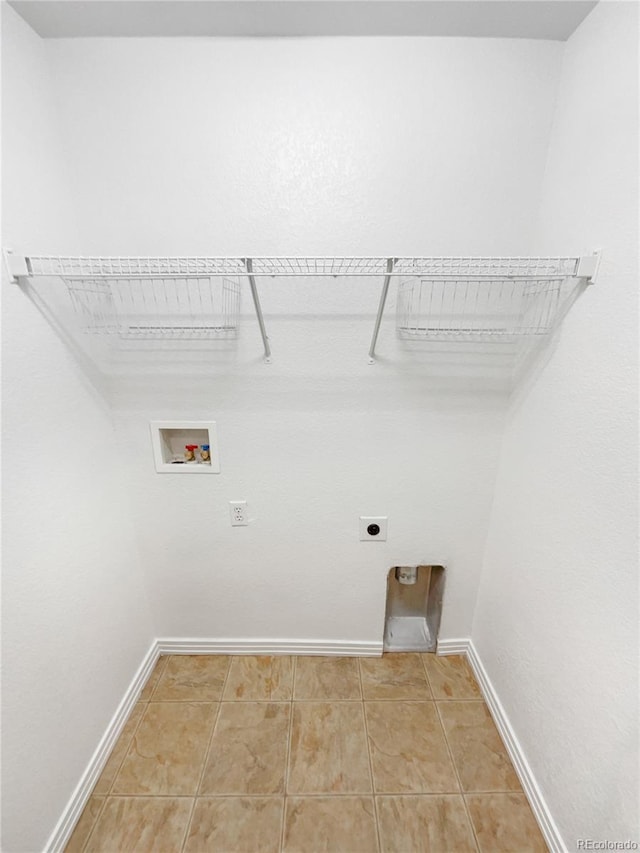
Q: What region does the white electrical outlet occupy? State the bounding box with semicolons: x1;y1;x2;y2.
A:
359;516;388;541
230;501;248;526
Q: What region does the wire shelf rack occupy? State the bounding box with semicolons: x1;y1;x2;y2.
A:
396;274;569;342
21;254;582;279
5;253;597;363
66;275;240;339
23;255;247;279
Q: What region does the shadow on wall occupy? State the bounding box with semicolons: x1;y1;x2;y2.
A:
12;271;589;413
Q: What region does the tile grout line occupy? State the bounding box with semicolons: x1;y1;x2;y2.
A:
178;655;232;853
419;653;435;701
107;671;162;796
145;653;169;702
280;656;297;852
358;658;383;853
85;789;485;799
422;653;482;849
77;657;168;853
433;698;482;853
77;794;107;853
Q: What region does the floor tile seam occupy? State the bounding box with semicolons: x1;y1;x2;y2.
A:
281;797;287;853
99;787;512;798
374;793;470;800
218;698;295;704
98;793;287;800
432;698;487;703
281;787;380;797
78;791;109;853
96;791;434;799
372;786;466;796
144;699;227;704
433;696;482;853
281;656;296;850
103;698;149;798
145;654;169;702
419;653;435;698
462;790;532;797
96;794;197;800
287;792;378;798
277;796;286;853
358;660;382;853
165;794;194;853
291;698;400;705
290;697;364;702
193;794;287;801
189;657;233;825
360;696;436;702
179;797;198;853
177;660;232;853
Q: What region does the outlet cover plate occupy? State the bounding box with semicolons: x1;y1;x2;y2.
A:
230;500;248;526
359;516;388;541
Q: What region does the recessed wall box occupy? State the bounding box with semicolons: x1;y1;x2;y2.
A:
150;421;220;473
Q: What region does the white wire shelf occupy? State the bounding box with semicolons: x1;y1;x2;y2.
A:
396;275;569;342
65;276;240;340
17;254;582;279
5;252;598;363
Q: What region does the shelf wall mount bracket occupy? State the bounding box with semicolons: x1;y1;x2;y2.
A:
576;250;602;284
368;257;396;364
3;249;30;284
244;257;272;364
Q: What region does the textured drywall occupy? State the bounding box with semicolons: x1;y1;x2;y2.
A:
42;35;563;643
46;36;562;258
1;7;155;851
473;2;639;848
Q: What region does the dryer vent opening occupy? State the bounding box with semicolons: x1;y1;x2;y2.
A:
383;565;445;653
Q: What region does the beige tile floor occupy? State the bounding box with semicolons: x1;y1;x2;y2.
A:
66;653;548;852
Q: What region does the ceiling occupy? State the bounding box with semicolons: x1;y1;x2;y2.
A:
9;0;597;40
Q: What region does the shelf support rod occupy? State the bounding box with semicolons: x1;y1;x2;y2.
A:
368;257;395;363
245;258;272;363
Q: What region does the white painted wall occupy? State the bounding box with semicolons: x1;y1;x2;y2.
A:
473;3;639;849
1;7;155;851
42;35;563;643
46;37;562;257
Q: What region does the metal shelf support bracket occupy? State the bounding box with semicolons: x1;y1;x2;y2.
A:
244;257;272;363
368;257;395;363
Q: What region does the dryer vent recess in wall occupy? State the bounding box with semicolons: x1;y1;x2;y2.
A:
383;566;445;653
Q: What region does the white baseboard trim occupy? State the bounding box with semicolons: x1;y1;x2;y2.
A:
156;637;384;656
436;637;471;656
466;640;566;853
44;640;159;853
